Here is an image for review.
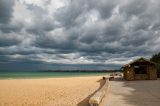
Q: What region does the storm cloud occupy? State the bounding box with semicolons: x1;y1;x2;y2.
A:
0;0;160;70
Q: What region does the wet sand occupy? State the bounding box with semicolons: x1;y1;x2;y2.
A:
0;76;104;106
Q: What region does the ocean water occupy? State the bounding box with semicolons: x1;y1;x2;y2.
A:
0;71;111;79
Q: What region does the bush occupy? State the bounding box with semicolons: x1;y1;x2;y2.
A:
150;52;160;76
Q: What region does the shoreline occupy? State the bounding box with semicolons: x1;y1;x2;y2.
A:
0;72;111;80
0;75;107;80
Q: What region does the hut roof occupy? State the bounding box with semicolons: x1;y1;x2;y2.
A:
123;57;156;67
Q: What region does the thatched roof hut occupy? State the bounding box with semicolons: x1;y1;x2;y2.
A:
123;57;157;81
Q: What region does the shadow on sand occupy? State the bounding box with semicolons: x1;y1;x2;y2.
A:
103;77;160;106
77;78;106;106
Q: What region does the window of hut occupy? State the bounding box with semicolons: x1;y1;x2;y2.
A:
134;65;147;74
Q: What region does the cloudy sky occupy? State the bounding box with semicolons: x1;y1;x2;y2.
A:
0;0;160;71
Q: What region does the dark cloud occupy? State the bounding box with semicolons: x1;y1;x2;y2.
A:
23;4;55;35
54;0;87;28
26;19;55;35
0;0;15;24
0;22;23;33
0;0;20;33
0;55;10;62
93;0;118;19
54;0;118;28
0;35;22;46
0;38;20;46
0;0;160;70
119;0;149;18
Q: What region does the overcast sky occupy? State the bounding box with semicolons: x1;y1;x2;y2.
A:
0;0;160;71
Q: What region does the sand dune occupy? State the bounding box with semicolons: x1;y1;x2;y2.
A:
0;76;104;106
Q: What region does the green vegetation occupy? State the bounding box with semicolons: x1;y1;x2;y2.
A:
150;52;160;75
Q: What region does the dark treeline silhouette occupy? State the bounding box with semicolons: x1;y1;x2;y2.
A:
150;52;160;63
150;52;160;77
39;70;121;72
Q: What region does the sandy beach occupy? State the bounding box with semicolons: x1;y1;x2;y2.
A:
0;76;105;106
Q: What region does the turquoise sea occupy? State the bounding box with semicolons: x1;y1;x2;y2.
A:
0;72;111;79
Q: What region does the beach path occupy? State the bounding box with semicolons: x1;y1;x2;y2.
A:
101;78;160;106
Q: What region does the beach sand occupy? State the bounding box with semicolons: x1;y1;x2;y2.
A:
0;76;105;106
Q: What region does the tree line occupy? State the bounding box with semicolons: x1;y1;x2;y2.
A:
150;52;160;71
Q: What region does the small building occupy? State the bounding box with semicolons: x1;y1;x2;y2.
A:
123;57;157;81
